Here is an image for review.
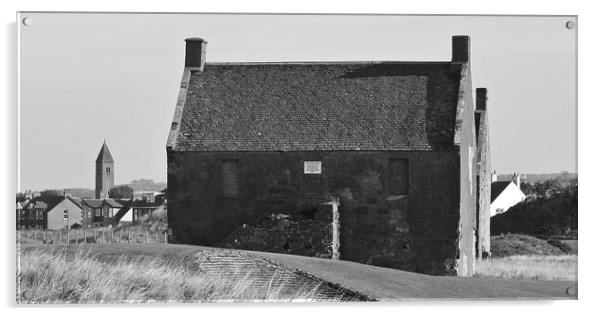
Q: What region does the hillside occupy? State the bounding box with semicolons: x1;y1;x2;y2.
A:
497;172;577;184
127;179;167;192
44;179;167;198
491;183;577;239
490;234;565;257
63;188;95;198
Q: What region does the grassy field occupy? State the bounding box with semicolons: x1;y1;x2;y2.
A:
475;255;577;281
17;244;578;301
16;248;342;303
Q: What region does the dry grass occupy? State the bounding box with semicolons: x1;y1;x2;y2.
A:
475;255;577;281
16;249;340;303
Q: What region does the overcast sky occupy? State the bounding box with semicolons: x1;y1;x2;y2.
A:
19;13;576;191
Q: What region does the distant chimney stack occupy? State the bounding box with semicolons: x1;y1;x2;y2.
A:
452;35;470;63
512;173;521;188
185;38;208;70
476;88;487;111
491;170;498;183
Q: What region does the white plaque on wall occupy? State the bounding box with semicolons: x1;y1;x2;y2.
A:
304;161;322;174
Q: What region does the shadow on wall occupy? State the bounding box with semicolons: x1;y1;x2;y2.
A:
341;63;461;150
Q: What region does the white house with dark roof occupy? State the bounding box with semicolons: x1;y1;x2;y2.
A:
490;173;526;216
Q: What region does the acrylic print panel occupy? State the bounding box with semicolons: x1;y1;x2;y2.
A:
17;12;577;303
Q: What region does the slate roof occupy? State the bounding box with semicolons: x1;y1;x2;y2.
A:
96;141;114;162
81;198;123;208
68;197;83;208
172;62;462;152
105;198;123;208
25;200;49;209
491;181;512;202
22;196;82;212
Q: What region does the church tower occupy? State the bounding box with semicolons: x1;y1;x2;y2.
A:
95;141;114;199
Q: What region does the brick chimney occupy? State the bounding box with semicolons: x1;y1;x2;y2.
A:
476;88;487;111
185;38;208;70
452;35;470;63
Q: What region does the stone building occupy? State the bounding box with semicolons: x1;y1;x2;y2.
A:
80;198;123;228
17;196;83;230
95;141;114;199
166;36;491;276
474;88;491;258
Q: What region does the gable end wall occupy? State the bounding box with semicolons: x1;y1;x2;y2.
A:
454;62;478;276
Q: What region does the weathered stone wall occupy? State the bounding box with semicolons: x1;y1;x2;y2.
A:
167;149;466;275
455;62;478;276
475;88;491;258
218;204;335;259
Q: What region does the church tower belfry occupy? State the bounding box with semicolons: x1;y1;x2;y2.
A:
95;140;114;199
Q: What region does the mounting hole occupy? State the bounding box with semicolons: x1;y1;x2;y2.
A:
22;17;32;26
566;286;576;296
566;20;575;30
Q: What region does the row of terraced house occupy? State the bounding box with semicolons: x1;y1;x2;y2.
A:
17;142;166;230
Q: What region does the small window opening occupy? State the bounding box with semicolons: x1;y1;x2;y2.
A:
388;159;409;195
222;159;240;197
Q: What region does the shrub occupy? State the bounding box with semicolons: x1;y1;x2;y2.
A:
490;234;564;257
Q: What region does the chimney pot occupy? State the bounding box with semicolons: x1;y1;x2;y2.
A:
476;88;488;111
512;173;521;187
185;37;208;70
452;35;470;63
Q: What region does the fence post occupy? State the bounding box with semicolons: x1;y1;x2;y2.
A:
111;228;114;243
102;229;105;244
164;231;167;244
84;230;87;244
155;231;158;244
146;231;149;243
127;228;130;243
119;229;122;243
34;229;37;242
67;230;70;244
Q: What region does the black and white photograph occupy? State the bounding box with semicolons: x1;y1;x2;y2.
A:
13;10;579;304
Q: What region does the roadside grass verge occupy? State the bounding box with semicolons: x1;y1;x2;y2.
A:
16;248;344;303
475;255;577;281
